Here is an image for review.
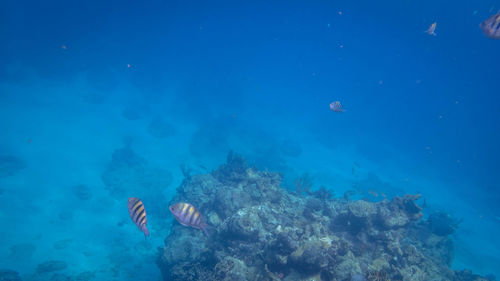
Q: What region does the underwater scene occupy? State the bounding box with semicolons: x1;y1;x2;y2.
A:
1;0;500;280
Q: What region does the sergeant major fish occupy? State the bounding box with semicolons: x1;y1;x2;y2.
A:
127;197;150;237
169;202;208;235
480;11;500;39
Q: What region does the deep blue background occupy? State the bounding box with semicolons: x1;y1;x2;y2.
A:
1;0;499;278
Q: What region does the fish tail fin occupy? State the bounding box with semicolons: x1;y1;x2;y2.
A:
201;224;211;236
143;226;150;238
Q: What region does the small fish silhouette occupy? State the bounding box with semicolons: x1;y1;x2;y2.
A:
425;22;437;36
480;11;500;39
329;101;344;112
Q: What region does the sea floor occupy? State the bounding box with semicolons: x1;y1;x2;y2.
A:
0;77;498;280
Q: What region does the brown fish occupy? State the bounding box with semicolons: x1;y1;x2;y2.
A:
169;202;208;235
480;11;500;39
127;197;150;237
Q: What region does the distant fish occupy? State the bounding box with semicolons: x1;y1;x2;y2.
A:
480;11;500;39
127;197;150;237
329;101;344;112
425;22;437;36
169;202;208;235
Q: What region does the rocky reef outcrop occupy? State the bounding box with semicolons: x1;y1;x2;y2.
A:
157;152;494;281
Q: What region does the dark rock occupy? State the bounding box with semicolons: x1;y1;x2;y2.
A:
455;269;494;281
0;269;22;281
53;239;72;250
351;273;366;281
269;232;297;256
36;260;67;274
214;256;255;281
9;243;36;260
101;145;172;218
378;194;423;229
50;273;71;281
73;184;92;201
212;151;247;183
427;211;460;236
219;207;262;241
73;271;96;281
289;240;330;274
312;186;335;200
0;155;26;178
294;173;313;195
148;117;175;138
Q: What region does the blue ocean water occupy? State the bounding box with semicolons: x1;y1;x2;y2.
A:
1;0;499;280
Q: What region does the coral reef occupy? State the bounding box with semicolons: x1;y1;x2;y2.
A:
0;155;26;178
158;153;494;281
25;270;96;281
426;211;461;236
294;173;314;196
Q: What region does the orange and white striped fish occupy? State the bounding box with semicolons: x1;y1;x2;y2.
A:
169;202;208;235
127;197;150;237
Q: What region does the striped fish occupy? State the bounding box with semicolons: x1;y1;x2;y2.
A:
169;202;208;235
127;197;150;237
480;11;500;39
